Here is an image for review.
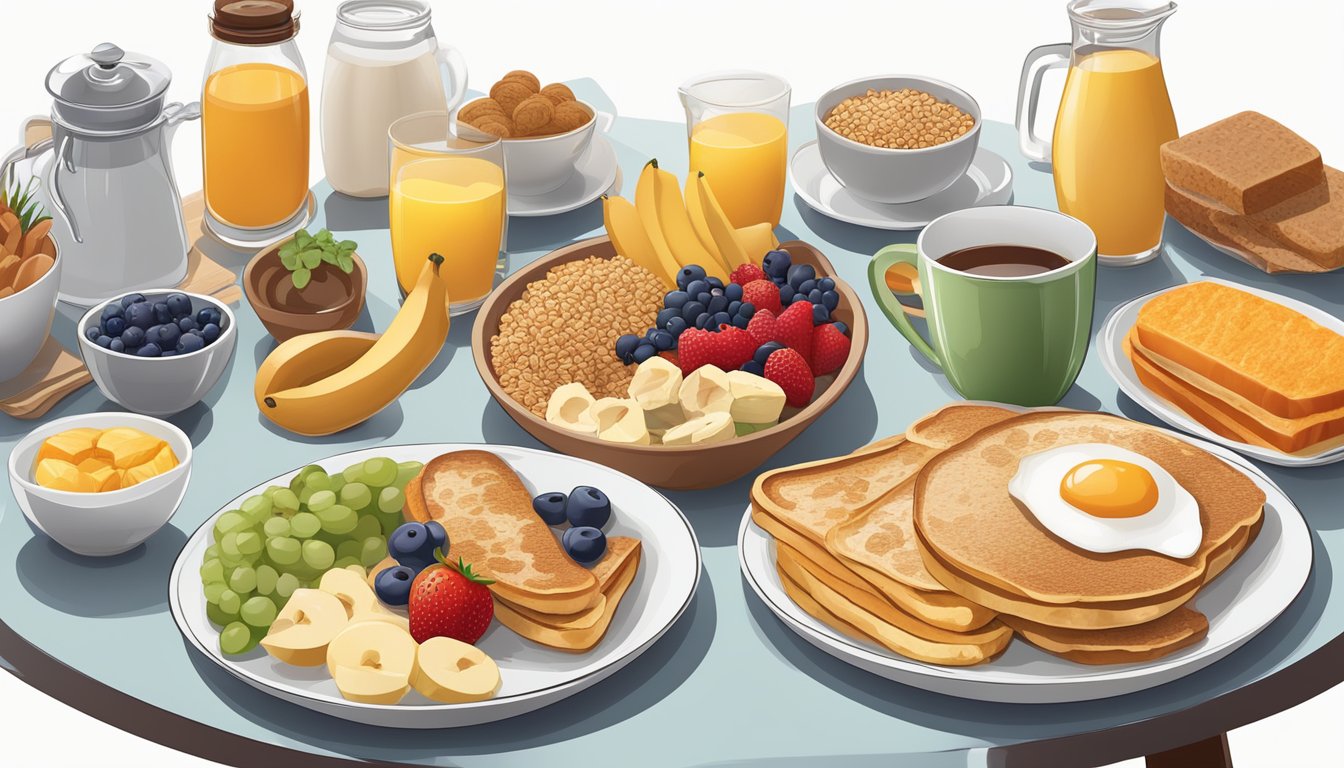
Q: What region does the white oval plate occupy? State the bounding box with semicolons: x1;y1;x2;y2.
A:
508;136;620;218
169;443;700;728
788;140;1013;231
1099;278;1344;467
738;421;1311;704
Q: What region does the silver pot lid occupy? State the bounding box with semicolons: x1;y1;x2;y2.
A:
46;43;173;132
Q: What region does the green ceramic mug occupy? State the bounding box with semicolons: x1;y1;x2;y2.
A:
868;206;1097;406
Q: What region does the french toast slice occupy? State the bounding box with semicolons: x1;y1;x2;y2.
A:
1002;607;1209;665
906;403;1020;450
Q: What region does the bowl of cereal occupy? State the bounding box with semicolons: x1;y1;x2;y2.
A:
815;75;981;204
471;236;868;490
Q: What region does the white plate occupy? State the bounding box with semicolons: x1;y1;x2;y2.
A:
169;443;700;728
788;140;1013;230
508;136;620;218
1099;278;1344;467
738;422;1312;704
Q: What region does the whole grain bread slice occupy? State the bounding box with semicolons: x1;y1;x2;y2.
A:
1165;182;1332;274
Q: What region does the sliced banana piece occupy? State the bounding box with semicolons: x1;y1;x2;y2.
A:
662;411;736;446
547;382;598;435
726;370;786;425
628;356;683;410
679;365;733;418
591;397;652;445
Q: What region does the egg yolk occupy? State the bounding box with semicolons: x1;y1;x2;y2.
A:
1059;460;1159;518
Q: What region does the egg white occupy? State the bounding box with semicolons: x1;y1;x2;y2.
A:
1007;443;1203;559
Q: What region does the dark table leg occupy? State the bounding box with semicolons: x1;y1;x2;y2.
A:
1146;732;1233;768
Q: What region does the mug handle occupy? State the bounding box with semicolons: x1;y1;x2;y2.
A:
869;243;942;369
1015;43;1070;164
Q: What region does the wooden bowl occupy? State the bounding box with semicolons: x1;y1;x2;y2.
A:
472;237;869;490
243;246;367;342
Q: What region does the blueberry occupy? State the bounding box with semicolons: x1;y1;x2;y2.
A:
651;329;674;351
126;302;155;330
738;302;756;319
798;279;817;294
664;290;690;309
177;333;205;355
779;284;795;303
731;315;750;329
725;282;743;302
740;360;766;376
818;277;836;292
754;341;785;366
197;307;222;328
389;522;438;571
632;343;657;363
791;292;811;304
707;294;729;314
680;301;706;322
653;307;677;329
706;276;725;290
562;526;607;565
166;293;193;318
425;520;448;552
120;326;146;348
695;313;712;330
710;287;725;299
156;322;182;348
532;492;569;526
373;565;417;606
120;293;147;309
822;290;840;310
727;300;742;316
95;334;112;348
202;323;221;343
84;326;101;342
152;302;172;325
696;291;712;306
762;249;792;279
685;279;709;297
667;316;688;336
615;334;640;361
103;316;126;337
109;338;125;354
711;311;732;328
676;265;707;290
159;350;177;358
136;342;162;357
787;264;816;289
101;303;125;321
812;304;831;324
808;288;824;304
832;321;850;336
177;316;199;333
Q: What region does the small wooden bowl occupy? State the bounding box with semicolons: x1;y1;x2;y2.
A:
243;246;367;342
472;237;869;490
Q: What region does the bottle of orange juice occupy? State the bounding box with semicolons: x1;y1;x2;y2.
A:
203;0;311;244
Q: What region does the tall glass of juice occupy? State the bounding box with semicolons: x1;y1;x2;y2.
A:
203;0;311;246
389;111;506;314
680;71;790;229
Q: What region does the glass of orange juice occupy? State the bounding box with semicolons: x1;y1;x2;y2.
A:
679;71;790;229
389;111;506;315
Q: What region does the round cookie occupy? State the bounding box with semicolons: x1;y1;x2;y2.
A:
472;115;514;138
459;98;506;124
490;80;535;116
540;83;575;105
550;101;592;133
501;69;541;92
513;95;555;136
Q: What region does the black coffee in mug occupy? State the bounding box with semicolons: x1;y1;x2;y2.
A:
938;245;1070;278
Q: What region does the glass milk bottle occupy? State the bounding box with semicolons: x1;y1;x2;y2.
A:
202;0;311;246
322;0;467;198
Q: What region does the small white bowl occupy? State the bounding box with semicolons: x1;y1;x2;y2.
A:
0;244;61;382
77;290;237;416
8;412;192;557
461;101;614;197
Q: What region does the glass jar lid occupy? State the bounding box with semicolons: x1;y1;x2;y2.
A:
45;43;173;132
211;0;300;45
336;0;431;31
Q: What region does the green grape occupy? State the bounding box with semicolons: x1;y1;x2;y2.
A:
236;531;264;557
297;485;318;506
229;566;257;594
284;560;321;581
339;482;372;511
336;539;362;561
290;511;321;539
307;489;336;513
256;564;278;596
334;556;362;570
342;463;365;484
304;470;331;492
275;572;300;598
290;465;321;491
327;473;347;495
240;495;273;524
261;484;284;500
360;536;388;568
206;602;234;627
263;516;291;538
362;457;397;487
271;488;300;513
204;544;221;561
199;558;225;584
317;504;357;535
241;595;278;628
213;511;249;543
351;514;381;542
377;486;405;514
266;536;302;566
378;510;404;537
218;588;241;615
219;621;255;655
301;539;336;571
204;582;228;604
220;532;242;559
395;461;423;490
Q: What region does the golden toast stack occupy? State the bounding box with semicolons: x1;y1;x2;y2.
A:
753;405;1267;666
1125;281;1344;455
405;450;639;652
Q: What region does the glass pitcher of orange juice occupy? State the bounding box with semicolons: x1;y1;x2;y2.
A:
1017;0;1178;266
680;71;790;229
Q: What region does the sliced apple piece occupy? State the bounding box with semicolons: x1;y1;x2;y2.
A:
411;636;501;704
546;382;598;436
319;566;410;633
261;588;349;666
326;620;417;705
590;397;652;445
679;365;733;418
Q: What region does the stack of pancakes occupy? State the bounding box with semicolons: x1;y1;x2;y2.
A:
751;405;1266;665
405;451;641;652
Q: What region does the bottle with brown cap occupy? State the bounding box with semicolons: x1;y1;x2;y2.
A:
202;0;312;246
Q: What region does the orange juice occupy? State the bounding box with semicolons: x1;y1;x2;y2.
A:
689;112;788;228
390;156;505;306
1052;49;1178;258
203;62;310;229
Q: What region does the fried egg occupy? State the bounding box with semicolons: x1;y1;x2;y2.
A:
1007;444;1202;558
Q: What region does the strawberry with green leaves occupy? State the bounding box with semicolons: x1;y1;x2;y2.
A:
408;549;495;645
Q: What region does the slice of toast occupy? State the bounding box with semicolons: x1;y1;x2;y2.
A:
1002;607;1208;665
906;403;1020;450
1165;182;1331;274
406;450;600;615
1244;165;1344;270
1160;111;1324;215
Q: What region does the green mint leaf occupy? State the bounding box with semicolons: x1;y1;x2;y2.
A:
300;250;321;269
337;254;354;273
292;267;311;290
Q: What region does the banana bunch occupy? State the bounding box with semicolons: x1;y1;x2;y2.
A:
603;160;779;287
254;254;451;436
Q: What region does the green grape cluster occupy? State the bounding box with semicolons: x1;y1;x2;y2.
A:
198;457;423;655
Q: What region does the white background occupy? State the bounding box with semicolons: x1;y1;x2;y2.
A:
1;0;1341;765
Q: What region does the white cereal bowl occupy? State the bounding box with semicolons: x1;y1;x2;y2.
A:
77;290;237;416
8;412;192;556
0;245;61;382
461;101;614;197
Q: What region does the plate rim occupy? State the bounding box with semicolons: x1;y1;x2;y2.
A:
168;441;702;720
506;135;619;218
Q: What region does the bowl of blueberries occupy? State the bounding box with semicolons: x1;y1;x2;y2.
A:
77;290;237;416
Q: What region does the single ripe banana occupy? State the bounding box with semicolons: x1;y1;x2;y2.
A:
736;222;780;263
651;163;729;281
253;330;381;405
634;160;687;284
546;382;598;435
662;411;735;446
679;365;733;418
684;172;737;276
603;194;674;288
590;398;651;445
694;172;753;269
726;370;786;425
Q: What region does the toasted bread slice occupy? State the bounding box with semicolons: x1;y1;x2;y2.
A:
1134;281;1344;418
906;403;1019;450
1246;166;1344;269
1002;607;1209;665
914;412;1265;628
493;538;641;652
1165;182;1331;274
407;451;600;615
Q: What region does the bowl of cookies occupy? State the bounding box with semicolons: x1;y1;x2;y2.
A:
815;75;981;204
457;70;613;196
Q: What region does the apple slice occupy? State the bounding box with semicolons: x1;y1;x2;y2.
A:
319;567;410;633
260;588;349;666
326;620;417;705
411;636;501;703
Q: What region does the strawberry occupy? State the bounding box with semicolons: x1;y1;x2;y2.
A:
742;279;782;316
409;550;495;645
730;263;767;285
764;348;815;408
676;327;754;373
676;328;717;374
810;322;852;376
774;301;813;360
746;309;778;349
715;325;757;370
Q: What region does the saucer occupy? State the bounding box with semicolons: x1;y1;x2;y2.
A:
789;141;1013;230
509;135;620;218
